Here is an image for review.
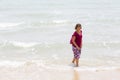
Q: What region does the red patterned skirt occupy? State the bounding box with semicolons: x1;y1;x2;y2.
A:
72;46;81;59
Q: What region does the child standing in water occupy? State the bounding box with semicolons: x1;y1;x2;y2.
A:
70;24;82;67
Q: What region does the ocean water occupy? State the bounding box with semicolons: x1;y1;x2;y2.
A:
0;0;120;73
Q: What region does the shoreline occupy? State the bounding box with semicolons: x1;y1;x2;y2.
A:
0;65;120;80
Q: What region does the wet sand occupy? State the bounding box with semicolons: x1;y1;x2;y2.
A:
73;69;120;80
0;65;120;80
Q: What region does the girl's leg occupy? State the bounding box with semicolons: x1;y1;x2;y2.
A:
72;58;76;63
75;59;79;67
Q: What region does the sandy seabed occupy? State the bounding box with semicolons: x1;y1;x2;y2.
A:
0;63;120;80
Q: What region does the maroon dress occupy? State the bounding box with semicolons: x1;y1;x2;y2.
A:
70;31;82;59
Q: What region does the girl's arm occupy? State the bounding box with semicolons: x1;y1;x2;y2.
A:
80;40;82;48
72;36;80;50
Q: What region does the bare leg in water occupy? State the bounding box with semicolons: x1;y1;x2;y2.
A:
72;58;75;63
72;58;79;67
76;59;79;67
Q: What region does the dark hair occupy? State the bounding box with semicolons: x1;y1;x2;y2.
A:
75;23;81;30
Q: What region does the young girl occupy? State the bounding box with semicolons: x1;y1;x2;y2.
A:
70;24;82;67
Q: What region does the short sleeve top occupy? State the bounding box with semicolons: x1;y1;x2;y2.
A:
70;31;82;47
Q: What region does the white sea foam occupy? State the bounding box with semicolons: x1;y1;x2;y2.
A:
52;20;69;24
0;23;19;27
0;60;25;67
36;20;70;25
0;40;65;48
74;66;119;71
0;40;38;48
10;41;38;48
0;60;119;72
0;23;23;31
1;40;119;48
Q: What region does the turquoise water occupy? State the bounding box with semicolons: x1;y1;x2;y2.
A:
0;0;120;69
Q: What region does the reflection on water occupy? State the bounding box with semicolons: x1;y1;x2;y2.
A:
73;69;80;80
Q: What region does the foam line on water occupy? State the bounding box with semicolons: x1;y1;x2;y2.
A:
0;40;65;48
0;60;25;67
0;22;23;30
0;41;39;48
0;60;119;71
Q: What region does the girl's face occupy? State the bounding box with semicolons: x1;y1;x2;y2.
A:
76;26;81;31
